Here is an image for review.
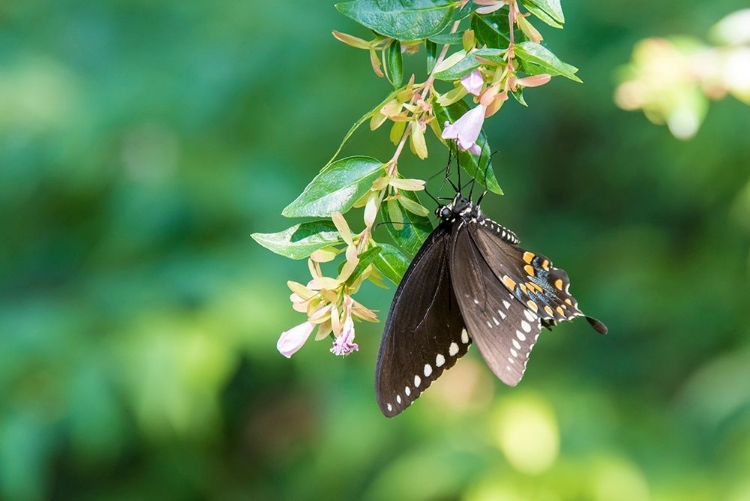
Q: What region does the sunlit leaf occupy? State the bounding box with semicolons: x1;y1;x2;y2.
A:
252;221;342;260
514;42;581;82
335;0;458;41
521;0;563;29
427;32;465;45
282;156;385;217
434;52;480;81
523;0;564;25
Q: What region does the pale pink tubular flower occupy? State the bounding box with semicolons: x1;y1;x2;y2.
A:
277;321;315;358
461;69;484;96
442;104;487;156
331;315;358;356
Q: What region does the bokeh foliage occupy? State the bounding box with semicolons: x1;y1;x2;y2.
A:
0;1;749;500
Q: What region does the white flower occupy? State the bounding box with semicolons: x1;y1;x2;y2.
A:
277;321;315;358
442;104;486;156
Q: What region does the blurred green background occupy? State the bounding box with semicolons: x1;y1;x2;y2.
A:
1;1;749;500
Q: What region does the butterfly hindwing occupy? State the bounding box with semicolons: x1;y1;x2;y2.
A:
375;224;469;417
471;219;583;321
450;222;543;386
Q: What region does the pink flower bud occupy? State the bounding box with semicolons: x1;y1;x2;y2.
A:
461;69;484;96
277;321;315;358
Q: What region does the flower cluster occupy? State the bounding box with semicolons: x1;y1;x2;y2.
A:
276;170;426;357
263;0;573;359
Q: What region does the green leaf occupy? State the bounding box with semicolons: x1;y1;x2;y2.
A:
514;42;581;82
433;100;503;195
379;190;433;255
471;11;514;47
511;88;527;106
427;32;465;45
523;0;564;24
473;47;507;65
251;221;342;260
373;243;410;284
426;39;438;73
335;0;458;42
347;246;382;285
434;52;480;81
282;156;385;217
323;90;399;170
384;40;404;88
520;0;563;28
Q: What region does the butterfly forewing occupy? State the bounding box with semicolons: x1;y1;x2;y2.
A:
450;222;543;386
375;224;470;417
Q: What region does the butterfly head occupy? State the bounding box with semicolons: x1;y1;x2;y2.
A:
436;194;479;222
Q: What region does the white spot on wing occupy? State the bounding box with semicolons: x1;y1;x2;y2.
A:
503;300;511;309
512;339;521;350
461;329;469;344
511;348;518;357
486;320;493;328
414;375;421;387
396;395;401;404
405;387;411;396
436;354;445;367
524;310;537;322
493;316;500;325
521;320;531;333
516;330;526;341
387;403;392;412
449;342;459;356
424;364;433;377
498;310;507;320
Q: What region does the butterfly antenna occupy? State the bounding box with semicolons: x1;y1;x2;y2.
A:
476;189;488;206
424;156;457;205
455;143;462;194
470;143;494;202
468;140;484;200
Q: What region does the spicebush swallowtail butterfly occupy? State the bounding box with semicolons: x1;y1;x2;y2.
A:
376;187;607;417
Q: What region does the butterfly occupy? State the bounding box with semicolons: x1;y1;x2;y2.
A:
375;186;607;417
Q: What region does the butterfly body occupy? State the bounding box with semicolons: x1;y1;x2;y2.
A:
376;192;606;417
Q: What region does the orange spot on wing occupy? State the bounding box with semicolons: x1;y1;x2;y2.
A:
554;279;563;290
542;260;550;270
556;306;565;316
544;305;554;316
503;276;517;290
564;298;573;306
526;300;538;312
523;252;535;264
524;265;535;276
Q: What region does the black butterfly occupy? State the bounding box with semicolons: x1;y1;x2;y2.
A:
375;189;607;417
